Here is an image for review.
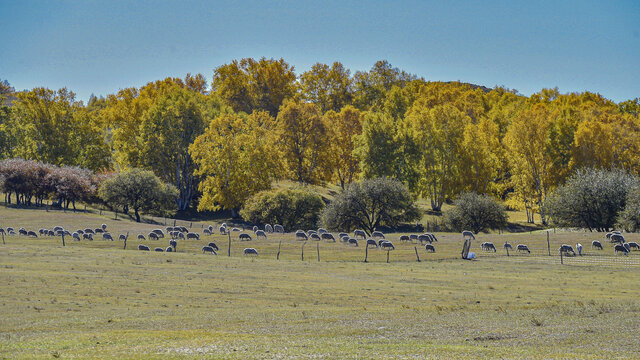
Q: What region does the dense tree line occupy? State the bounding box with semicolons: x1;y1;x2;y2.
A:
2;60;640;223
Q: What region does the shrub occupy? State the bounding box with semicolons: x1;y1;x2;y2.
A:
617;186;640;232
240;188;324;230
547;168;638;231
443;192;508;234
321;177;420;234
99;168;178;222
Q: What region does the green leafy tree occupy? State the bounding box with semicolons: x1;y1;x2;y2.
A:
321;177;420;234
325;106;363;189
240;188;324;230
443;192;508;234
617;186;640;232
99;168;178;222
212;57;297;116
299;62;353;113
547;168;638;231
352;60;417;111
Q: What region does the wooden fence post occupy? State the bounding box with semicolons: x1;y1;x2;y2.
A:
61;233;65;247
228;232;231;257
317;242;320;262
547;231;551;256
364;244;368;263
277;240;282;260
560;249;563;265
1;232;4;245
301;241;307;261
386;250;390;263
414;246;421;262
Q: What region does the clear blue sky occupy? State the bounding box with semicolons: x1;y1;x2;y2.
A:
1;0;638;102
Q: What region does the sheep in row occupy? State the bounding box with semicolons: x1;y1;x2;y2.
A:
207;242;219;251
274;224;285;233
425;244;436;253
202;246;217;255
354;229;366;240
366;239;378;248
380;241;395;251
186;232;199;240
462;231;475;240
154;247;164;252
321;233;335;242
504;242;513;251
481;242;496;252
348;238;358;247
372;231;385;239
255;230;267;240
244;248;258;256
265;224;274;233
295;230;308;241
614;244;629;255
592;240;603;250
516;244;530;253
138;244;150;251
169;240;178;251
559;244;576;256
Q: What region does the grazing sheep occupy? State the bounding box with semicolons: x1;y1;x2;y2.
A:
95;228;104;233
165;246;173;252
18;228;27;236
138;244;150;251
418;234;431;244
253;226;259;233
274;224;285;233
207;242;219;251
203;229;211;236
63;230;72;237
239;233;252;241
377;239;386;247
202;246;217;255
338;232;348;239
576;243;583;256
83;233;93;240
255;230;267;240
310;233;321;241
166;226;174;232
102;233;114;241
321;233;336;242
84;228;95;234
77;229;84;235
101;224;107;231
340;235;350;243
169;231;180;239
348;238;358;247
516;244;530;254
409;234;419;243
186;232;200;240
72;232;81;241
53;226;63;232
27;230;37;238
481;242;497;252
149;232;160;241
55;230;64;236
425;244;436;252
504;242;513;251
38;228;44;235
219;225;227;235
265;224;273;233
559;244;576;256
7;227;14;233
591;240;603;250
208;225;214;233
307;230;317;236
366;239;378;248
152;229;165;238
8;229;16;235
178;226;189;233
372;231;385;239
169;240;178;250
610;234;625;244
400;235;410;242
380;241;395;251
119;234;127;241
623;243;631;252
177;232;185;240
154;247;164;252
462;231;475;240
244;248;259;256
627;242;640;251
354;229;366;240
317;228;328;235
232;227;241;232
137;234;146;241
614;244;629;255
295;230;308;241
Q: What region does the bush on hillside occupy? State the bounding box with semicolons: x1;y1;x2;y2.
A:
321;177;420;234
547;168;638;231
240;188;324;231
443;192;508;234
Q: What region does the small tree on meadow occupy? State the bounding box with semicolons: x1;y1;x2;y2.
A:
99;168;178;222
443;192;508;234
547;168;638;231
321;177;420;234
241;187;325;230
617;186;640;232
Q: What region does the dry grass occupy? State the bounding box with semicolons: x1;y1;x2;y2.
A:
1;205;639;359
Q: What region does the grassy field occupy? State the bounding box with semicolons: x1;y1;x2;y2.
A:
1;205;640;359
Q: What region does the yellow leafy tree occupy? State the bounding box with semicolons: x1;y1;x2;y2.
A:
504;102;553;224
324;105;363;188
276;101;332;184
190;111;281;215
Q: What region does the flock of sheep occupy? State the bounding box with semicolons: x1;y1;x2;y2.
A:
2;222;638;260
474;230;639;256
